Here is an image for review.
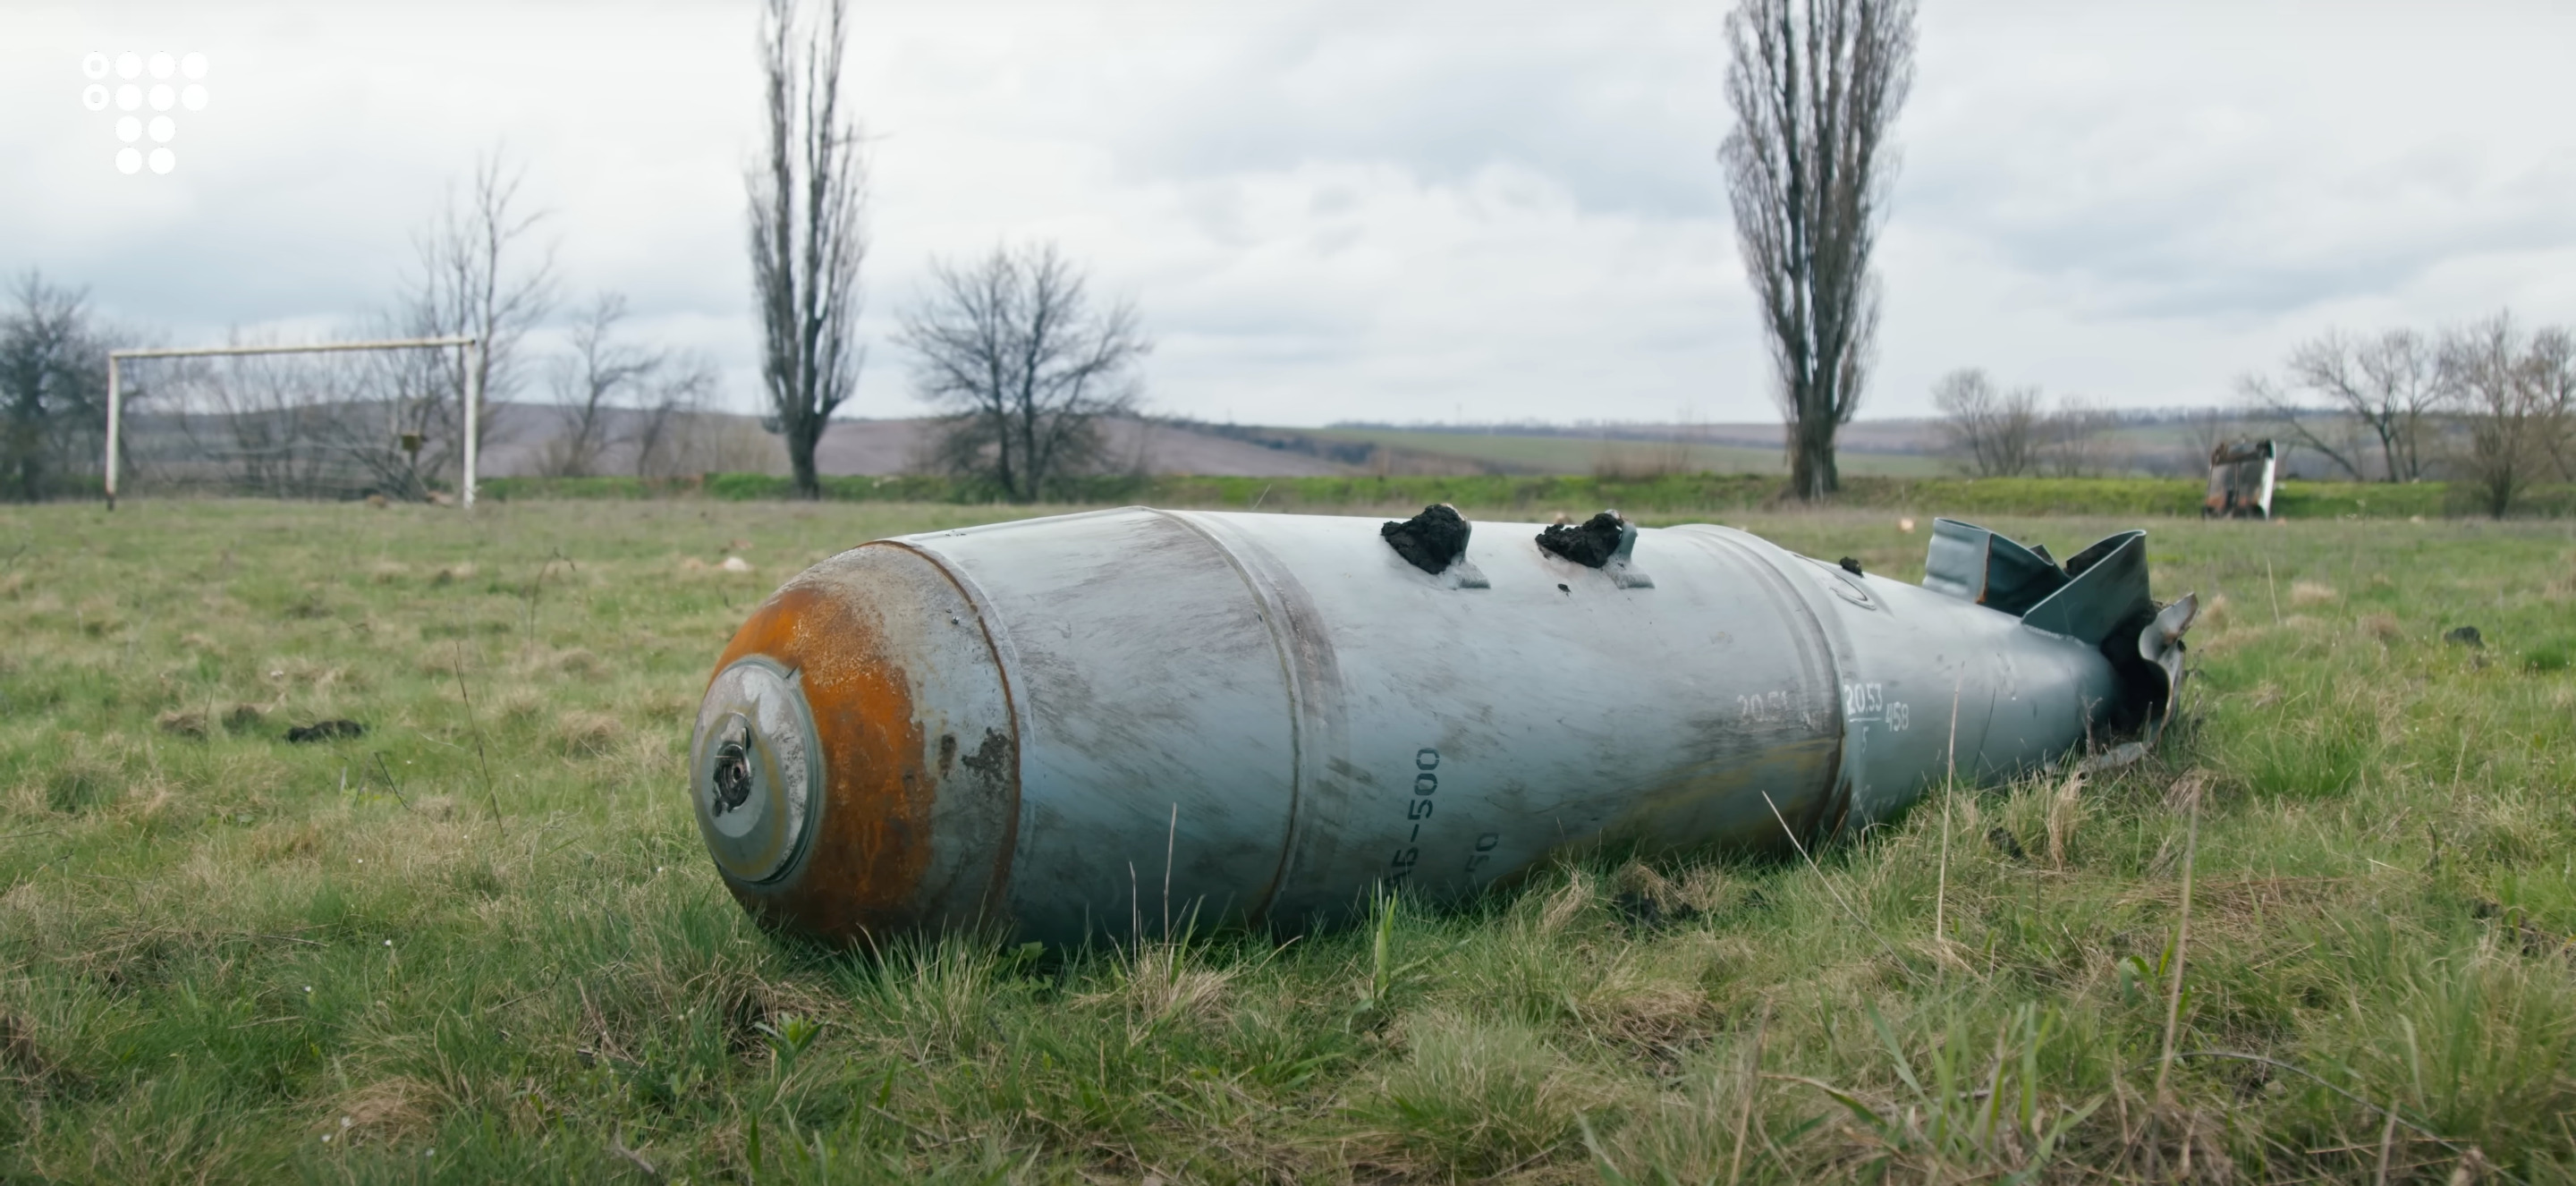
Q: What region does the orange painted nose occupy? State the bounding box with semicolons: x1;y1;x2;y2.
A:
690;546;1019;945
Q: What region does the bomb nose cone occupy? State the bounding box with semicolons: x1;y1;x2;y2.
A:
688;545;1021;944
689;658;821;884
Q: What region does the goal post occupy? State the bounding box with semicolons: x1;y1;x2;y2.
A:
105;334;482;509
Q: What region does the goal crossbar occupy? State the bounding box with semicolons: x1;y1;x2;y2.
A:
106;335;483;509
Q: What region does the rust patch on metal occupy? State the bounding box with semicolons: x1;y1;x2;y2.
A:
708;584;936;941
876;539;1026;938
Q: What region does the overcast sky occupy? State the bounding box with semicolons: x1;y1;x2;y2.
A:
8;0;2575;426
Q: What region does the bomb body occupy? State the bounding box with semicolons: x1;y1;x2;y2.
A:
690;508;2188;945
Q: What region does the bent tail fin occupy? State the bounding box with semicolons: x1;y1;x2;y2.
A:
1924;520;2198;735
2021;529;2150;646
1924;519;2150;646
1922;518;2068;616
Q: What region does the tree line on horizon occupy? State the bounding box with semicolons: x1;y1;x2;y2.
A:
1934;313;2576;516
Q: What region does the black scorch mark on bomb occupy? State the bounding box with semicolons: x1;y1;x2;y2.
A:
1536;512;1625;568
1381;504;1472;575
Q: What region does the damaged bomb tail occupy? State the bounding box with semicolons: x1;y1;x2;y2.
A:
688;508;2195;945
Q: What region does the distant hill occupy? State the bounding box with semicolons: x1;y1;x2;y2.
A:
476;411;1399;479
473;407;2223;480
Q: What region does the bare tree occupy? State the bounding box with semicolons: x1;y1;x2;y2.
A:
2240;328;2442;482
188;343;363;497
0;272;112;501
2182;406;2237;467
543;294;648;478
898;241;1149;503
323;150;555;500
1931;368;2042;477
537;292;722;479
629;364;719;479
1720;0;1917;500
2442;313;2576;518
749;0;869;500
2528;326;2576;483
2037;395;2116;478
411;150;555;462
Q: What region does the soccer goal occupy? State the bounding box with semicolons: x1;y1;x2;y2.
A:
105;335;484;507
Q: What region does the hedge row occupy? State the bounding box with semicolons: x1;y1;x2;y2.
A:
474;471;2576;519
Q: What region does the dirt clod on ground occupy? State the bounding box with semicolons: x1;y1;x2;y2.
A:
284;719;365;744
1380;504;1471;574
1536;512;1625;568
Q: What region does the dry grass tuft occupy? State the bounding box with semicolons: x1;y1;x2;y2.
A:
368;560;410;584
1669;866;1741;916
260;658;347;694
2360;612;2402;644
117;778;176;826
0;1010;63;1087
430;563;476;586
38;741;126;814
630;689;693;722
2288;580;2339;607
495;686;546;724
250;822;324;864
155;708;208;738
1611;861;1679;907
1084;941;1240;1030
2046;767;2087;868
325;1076;440;1145
555;710;624;757
1538;875;1598;935
2164;769;2209;815
2546;562;2576;601
514;646;606;680
1606;861;1739;920
1370;1012;1599;1175
1564;944;1724;1051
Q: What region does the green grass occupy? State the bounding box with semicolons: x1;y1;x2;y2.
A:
4;499;2576;1182
486;470;2576;521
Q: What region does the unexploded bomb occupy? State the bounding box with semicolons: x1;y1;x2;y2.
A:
689;507;2194;945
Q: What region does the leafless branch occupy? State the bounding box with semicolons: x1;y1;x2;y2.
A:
2241;328;2444;482
749;0;869;498
1720;0;1917;499
1931;368;2040;477
896;241;1150;502
2440;312;2576;518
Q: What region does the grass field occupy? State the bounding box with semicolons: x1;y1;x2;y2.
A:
3;498;2575;1182
487;471;2576;522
